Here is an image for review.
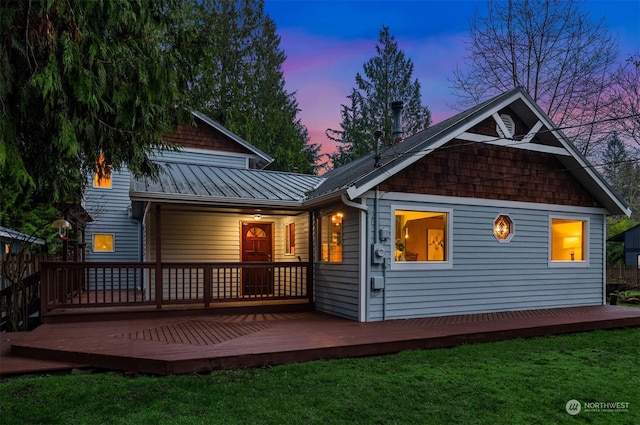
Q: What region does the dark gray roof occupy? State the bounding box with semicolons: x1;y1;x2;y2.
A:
309;90;499;200
131;162;325;208
308;87;630;216
0;226;46;245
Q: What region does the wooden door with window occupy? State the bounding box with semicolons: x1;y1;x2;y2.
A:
241;222;274;295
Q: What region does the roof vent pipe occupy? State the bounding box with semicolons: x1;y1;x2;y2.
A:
391;101;403;143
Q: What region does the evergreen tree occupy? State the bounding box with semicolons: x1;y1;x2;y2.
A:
0;0;191;205
173;0;318;174
328;26;431;167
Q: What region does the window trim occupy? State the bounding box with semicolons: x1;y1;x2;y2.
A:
548;216;589;268
284;222;295;255
93;233;115;253
391;205;453;270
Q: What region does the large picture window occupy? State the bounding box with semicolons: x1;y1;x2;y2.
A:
318;212;343;263
550;218;587;262
395;209;449;263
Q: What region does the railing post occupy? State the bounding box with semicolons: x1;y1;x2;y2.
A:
155;204;162;309
204;265;211;308
40;263;49;320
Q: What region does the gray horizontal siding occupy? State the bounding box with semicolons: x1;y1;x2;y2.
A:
369;198;605;321
151;149;247;168
83;168;140;289
84;168;140;264
314;205;361;320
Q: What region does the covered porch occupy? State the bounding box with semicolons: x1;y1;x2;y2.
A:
41;164;325;318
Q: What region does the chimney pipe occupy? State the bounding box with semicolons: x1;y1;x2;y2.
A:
391;101;403;143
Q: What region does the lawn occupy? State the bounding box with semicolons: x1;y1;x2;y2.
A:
1;328;638;425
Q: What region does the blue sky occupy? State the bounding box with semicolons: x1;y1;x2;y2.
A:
263;0;640;158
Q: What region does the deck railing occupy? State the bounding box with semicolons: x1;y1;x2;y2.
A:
41;261;311;314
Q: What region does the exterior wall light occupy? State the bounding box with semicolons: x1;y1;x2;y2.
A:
52;219;72;240
493;214;514;243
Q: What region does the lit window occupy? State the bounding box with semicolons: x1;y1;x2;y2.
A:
318;212;343;263
93;234;114;252
493;214;514;242
93;154;112;188
285;223;295;255
395;210;448;262
550;218;586;261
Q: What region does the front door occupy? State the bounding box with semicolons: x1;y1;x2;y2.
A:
241;222;274;296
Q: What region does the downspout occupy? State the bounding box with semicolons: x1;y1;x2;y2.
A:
341;194;368;322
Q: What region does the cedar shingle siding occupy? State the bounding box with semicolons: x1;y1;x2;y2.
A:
164;122;254;154
380;140;598;207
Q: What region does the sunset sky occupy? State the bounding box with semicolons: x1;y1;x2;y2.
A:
263;0;640;160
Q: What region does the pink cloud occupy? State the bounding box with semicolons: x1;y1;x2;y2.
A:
280;29;473;161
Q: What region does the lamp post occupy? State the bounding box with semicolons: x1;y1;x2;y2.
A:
52;219;72;261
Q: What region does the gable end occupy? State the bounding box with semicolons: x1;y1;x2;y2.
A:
379;140;600;208
163;120;255;155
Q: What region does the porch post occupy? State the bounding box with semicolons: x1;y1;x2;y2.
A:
155;204;162;309
307;211;314;303
40;263;49;319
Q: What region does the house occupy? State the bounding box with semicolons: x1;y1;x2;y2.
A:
608;224;640;267
0;226;46;291
70;87;629;323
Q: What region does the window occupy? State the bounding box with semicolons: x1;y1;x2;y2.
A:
93;154;112;188
93;234;114;252
550;218;586;262
493;214;514;242
395;209;449;263
285;223;295;255
318;212;343;263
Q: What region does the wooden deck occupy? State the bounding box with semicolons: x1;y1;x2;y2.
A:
3;305;640;376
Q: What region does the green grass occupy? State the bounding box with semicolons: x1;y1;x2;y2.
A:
2;329;638;425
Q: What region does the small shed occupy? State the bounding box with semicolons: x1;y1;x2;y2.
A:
0;226;46;260
608;224;640;267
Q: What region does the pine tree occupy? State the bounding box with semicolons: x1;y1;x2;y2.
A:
328;26;431;167
174;0;318;174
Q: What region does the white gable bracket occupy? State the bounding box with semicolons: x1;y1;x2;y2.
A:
521;120;544;144
457;132;571;156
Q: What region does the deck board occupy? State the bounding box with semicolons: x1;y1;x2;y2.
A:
3;306;640;376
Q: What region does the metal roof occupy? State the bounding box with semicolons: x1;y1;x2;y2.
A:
0;226;46;245
131;162;325;208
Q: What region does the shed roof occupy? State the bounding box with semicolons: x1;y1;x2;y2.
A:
0;226;46;245
130;162;325;209
608;224;640;242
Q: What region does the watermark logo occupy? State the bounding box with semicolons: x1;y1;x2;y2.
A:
566;399;630;415
566;400;581;416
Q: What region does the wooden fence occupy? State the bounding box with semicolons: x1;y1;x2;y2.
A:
606;264;640;289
